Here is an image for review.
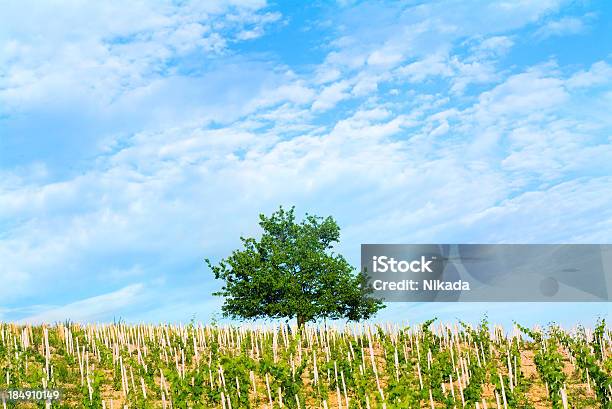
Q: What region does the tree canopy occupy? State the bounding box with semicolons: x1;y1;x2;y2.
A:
206;206;384;327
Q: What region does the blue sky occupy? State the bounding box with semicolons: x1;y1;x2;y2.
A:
1;0;611;327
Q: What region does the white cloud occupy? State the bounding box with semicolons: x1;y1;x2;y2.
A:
397;53;453;82
394;47;503;95
367;48;404;67
351;73;383;97
472;65;568;118
314;68;342;85
449;57;499;94
461;177;612;243
566;61;612;89
535;16;588;39
19;284;145;324
317;0;565;80
311;80;352;111
0;1;280;114
249;81;316;109
472;36;514;56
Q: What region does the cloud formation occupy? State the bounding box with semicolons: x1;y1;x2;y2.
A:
1;0;611;323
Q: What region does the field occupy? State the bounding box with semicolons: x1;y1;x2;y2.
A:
0;319;610;408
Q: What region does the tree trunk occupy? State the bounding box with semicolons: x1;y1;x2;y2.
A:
297;315;306;328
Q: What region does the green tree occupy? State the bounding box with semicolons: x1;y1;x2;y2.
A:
206;206;384;327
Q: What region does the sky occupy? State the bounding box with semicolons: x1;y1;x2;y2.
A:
1;0;611;328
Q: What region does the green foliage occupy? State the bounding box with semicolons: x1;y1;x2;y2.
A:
555;324;612;408
518;324;567;409
206;206;384;326
0;320;609;408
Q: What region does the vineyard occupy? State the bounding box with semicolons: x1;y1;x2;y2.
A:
0;319;610;408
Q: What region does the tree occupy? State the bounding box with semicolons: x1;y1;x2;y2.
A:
206;206;384;327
